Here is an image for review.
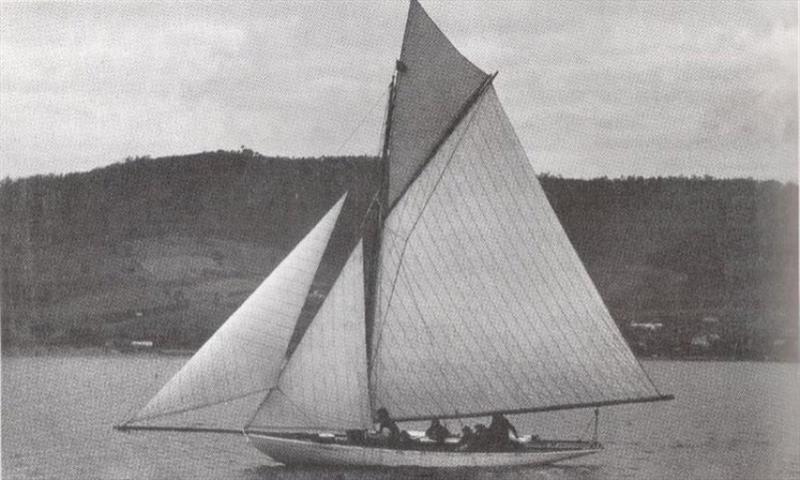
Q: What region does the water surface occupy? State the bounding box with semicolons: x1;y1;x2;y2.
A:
2;355;797;479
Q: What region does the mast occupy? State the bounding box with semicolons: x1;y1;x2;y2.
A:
369;0;673;423
364;75;396;407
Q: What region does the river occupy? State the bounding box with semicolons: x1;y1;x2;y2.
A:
2;355;798;479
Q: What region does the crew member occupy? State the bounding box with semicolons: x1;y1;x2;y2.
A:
425;418;450;444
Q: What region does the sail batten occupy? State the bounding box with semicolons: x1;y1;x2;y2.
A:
125;194;346;429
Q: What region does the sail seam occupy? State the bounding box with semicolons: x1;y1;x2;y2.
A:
419;133;572;403
387;73;497;214
396;219;518;409
467;99;623;399
371;86;488;371
490;94;661;395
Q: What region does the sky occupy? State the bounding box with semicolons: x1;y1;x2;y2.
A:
1;1;797;181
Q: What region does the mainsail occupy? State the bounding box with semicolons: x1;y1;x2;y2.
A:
248;241;370;432
370;1;668;421
123;194;346;429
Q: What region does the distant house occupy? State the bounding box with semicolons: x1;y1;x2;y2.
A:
630;322;663;331
690;335;710;348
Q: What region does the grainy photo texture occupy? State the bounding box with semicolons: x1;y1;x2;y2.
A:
1;1;797;479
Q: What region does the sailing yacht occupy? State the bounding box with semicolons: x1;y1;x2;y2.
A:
116;0;672;468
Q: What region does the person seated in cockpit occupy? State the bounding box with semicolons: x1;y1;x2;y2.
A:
425;418;450;444
375;407;411;446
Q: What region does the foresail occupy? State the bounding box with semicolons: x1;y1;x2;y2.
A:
372;86;663;421
249;240;370;432
387;0;489;206
124;194;347;429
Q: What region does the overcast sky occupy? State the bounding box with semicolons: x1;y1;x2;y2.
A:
1;1;796;181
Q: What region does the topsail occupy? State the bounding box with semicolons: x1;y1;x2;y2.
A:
386;0;489;206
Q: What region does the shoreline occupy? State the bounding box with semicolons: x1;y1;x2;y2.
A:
1;345;796;363
0;345;194;357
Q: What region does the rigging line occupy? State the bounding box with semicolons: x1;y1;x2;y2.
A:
357;190;382;238
372;87;488;365
387;72;498;213
411;113;566;403
245;386;280;428
375;238;460;418
123;387;269;426
379;268;454;417
393;252;480;416
334;89;388;155
421;150;565;404
398;225;508;409
447;146;583;403
373;305;437;417
405;195;538;404
256;387;316;428
394;191;490;404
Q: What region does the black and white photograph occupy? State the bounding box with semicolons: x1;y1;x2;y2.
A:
1;1;797;479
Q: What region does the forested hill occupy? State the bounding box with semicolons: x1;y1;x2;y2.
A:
1;151;797;361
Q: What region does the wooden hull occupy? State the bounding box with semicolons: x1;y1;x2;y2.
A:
246;433;601;468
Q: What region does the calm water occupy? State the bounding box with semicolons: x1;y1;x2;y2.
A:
2;355;798;480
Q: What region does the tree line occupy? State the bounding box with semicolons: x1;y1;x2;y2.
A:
1;151;796;360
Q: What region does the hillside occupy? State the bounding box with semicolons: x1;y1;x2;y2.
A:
1;152;797;360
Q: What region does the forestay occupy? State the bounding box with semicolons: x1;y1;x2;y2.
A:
248;241;370;432
371;86;663;421
124;194;346;429
386;0;489;206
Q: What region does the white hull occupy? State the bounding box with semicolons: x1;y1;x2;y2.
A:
246;433;601;468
